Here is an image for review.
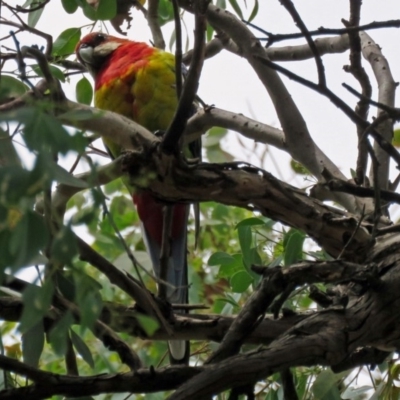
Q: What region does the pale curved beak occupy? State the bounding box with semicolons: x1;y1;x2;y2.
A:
77;45;94;66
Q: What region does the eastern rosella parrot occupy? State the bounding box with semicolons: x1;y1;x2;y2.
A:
76;32;196;364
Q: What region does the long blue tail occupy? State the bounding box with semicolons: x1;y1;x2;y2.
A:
138;198;190;364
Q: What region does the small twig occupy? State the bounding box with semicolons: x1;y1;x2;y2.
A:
271;282;296;319
20;45;64;100
228;384;255;400
280;369;298;400
93;182;146;289
367;142;382;237
244;19;400;46
327;179;400;204
159;206;174;299
376;223;400;236
337;205;366;260
342;83;398;116
8;0;50;13
161;3;206;154
147;0;165;49
309;285;333;308
171;303;207;310
279;0;326;86
182;37;224;65
172;0;183;97
1;17;53;57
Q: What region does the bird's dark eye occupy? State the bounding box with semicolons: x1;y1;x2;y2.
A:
94;33;106;46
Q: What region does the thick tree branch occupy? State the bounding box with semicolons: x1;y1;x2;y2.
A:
0;361;203;400
343;3;371;185
185;107;286;150
0;296;306;344
265;34;350;62
168;241;400;398
361;31;396;189
123;150;371;260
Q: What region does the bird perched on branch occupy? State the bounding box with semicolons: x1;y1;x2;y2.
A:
76;32;198;364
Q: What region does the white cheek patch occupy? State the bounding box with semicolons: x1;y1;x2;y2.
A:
94;42;122;57
78;46;95;64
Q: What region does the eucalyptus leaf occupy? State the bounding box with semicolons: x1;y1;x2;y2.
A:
22;321;44;367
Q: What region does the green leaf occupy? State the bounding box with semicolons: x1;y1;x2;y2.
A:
230;270;253;293
78;289;103;330
204;127;228;147
284;229;305;266
0;75;29;101
217;254;243;278
51;225;78;264
136;313;160;336
49;311;74;355
0;166;29;204
248;0;259;22
22;321;44;367
228;0;244;20
61;0;78;13
9;211;49;269
249;247;262;269
0;127;21;167
158;0;174;25
70;328;94;368
290;159;310;175
20;282;54;333
31;64;66;82
75;0;116;20
75;0;95;19
235;217;265;229
393;128;400;147
238;225;252;267
269;255;283;268
74;271;103;329
311;369;343;399
4;106;86;154
56;271;76;301
76;76;93;105
208;251;234;266
96;0;117;20
52;162;88;188
206;24;214;42
27;0;46;27
216;294;239;309
53;28;81;56
215;293;241;314
107;195;138;230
